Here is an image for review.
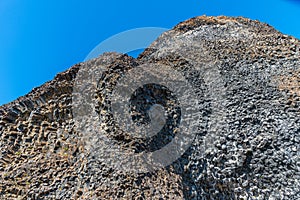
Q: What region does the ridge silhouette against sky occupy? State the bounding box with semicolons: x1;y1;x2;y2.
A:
0;0;299;105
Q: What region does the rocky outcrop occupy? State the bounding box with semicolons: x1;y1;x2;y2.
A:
0;16;299;199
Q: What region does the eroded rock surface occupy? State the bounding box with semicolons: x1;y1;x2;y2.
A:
0;16;299;199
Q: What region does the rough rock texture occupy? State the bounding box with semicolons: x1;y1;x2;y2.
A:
0;16;299;199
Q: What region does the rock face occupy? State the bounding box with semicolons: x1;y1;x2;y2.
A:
0;16;300;199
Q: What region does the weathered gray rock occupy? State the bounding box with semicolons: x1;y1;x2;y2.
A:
0;16;299;199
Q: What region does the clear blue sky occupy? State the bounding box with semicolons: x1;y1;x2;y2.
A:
0;0;299;105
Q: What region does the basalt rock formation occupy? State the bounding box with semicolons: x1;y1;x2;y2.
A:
0;16;299;199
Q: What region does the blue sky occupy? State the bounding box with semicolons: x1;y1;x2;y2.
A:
0;0;299;105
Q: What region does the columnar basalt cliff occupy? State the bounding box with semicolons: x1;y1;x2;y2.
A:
0;16;299;199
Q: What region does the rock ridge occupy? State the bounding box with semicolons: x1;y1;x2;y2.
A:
0;16;299;199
